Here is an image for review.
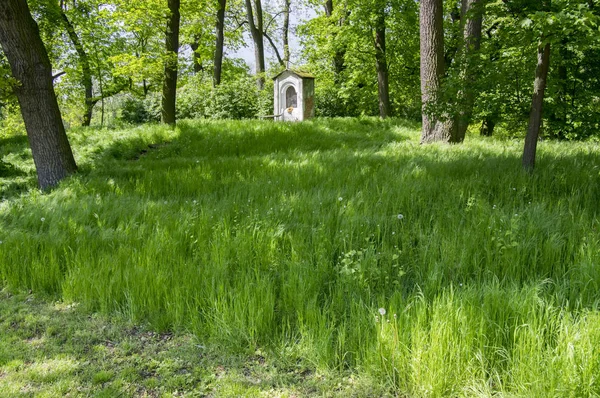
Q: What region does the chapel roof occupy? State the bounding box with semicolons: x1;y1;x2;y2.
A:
272;69;315;80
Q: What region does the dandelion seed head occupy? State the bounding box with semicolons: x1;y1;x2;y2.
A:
338;197;343;202
41;217;45;222
378;308;386;316
397;214;404;220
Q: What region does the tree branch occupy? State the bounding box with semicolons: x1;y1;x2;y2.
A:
264;10;286;32
52;71;67;81
90;80;128;105
263;31;285;67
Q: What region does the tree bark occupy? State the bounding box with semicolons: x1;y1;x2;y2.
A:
523;41;550;172
374;8;390;118
58;5;94;127
0;0;77;190
324;0;346;84
161;0;180;125
245;0;265;90
453;0;484;142
190;36;204;74
213;0;226;86
420;0;449;143
283;0;290;67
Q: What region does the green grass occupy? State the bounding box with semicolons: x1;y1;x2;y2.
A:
0;290;375;397
1;118;600;396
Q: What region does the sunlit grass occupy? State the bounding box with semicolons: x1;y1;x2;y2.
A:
1;118;600;396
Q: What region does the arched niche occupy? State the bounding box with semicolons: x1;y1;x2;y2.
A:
286;86;298;108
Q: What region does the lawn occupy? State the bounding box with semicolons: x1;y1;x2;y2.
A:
1;118;600;396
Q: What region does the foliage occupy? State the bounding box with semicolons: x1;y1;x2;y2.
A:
120;97;151;125
468;0;600;139
298;0;421;119
2;120;600;395
0;104;25;139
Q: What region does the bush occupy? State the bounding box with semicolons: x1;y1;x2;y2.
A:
178;76;267;120
120;97;149;124
0;104;25;139
208;77;260;119
118;95;161;125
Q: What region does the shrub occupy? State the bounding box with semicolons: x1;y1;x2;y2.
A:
120;97;149;124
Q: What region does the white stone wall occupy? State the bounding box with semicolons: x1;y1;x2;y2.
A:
274;71;304;121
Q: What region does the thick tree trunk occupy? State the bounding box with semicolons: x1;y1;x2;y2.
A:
453;0;484;142
523;41;550;171
161;0;180;125
59;6;94;127
374;9;390;118
213;0;226;86
420;0;449;143
283;0;290;67
0;0;77;190
245;0;265;90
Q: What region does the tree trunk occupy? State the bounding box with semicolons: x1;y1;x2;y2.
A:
374;9;390;118
453;0;484;142
324;0;346;84
213;0;226;86
58;5;94;127
190;36;204;74
554;39;569;138
523;41;550;171
161;0;180;125
480;116;495;136
0;0;77;190
283;0;290;67
245;0;265;90
420;0;449;143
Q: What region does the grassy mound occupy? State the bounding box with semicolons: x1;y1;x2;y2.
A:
1;118;600;396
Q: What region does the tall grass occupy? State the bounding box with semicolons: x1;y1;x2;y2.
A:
1;118;600;395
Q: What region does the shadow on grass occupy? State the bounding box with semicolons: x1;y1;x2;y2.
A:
0;134;28;148
0;290;378;397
